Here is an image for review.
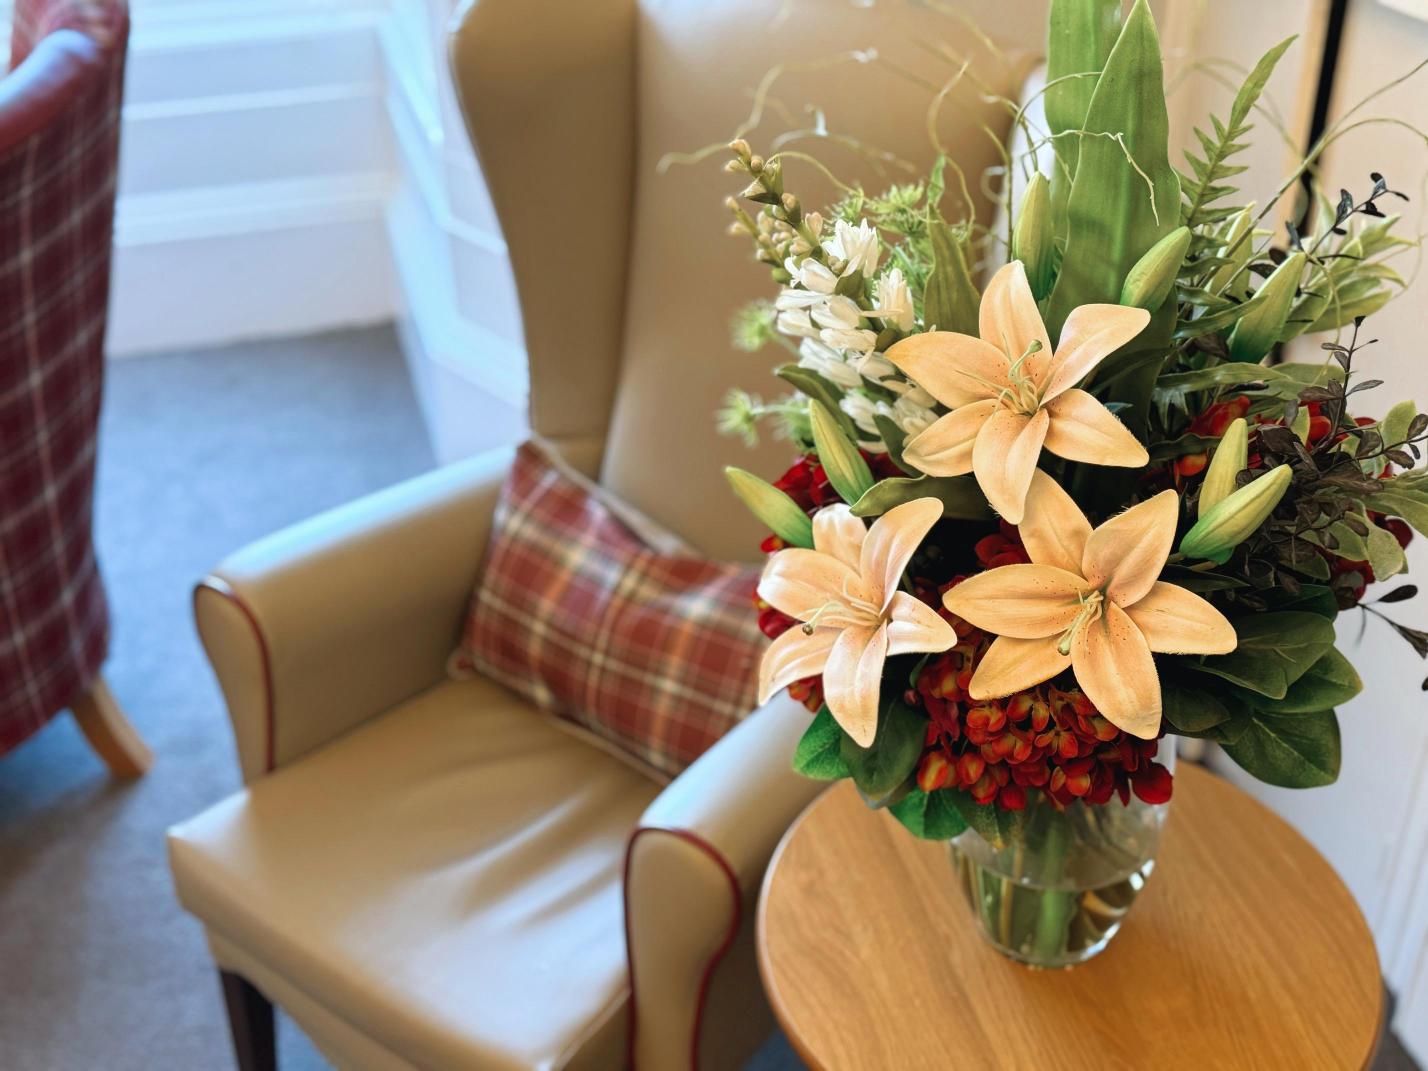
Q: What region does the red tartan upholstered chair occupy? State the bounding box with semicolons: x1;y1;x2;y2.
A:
167;2;1043;1068
0;0;148;776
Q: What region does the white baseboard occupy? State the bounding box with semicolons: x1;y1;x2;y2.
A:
108;174;396;356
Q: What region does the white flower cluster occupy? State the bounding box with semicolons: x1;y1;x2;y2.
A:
773;217;936;449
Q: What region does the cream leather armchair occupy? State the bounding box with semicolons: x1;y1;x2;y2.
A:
168;2;1041;1068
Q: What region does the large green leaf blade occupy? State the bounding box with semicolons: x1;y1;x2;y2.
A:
1044;0;1123;226
1254;647;1362;715
1046;0;1181;336
792;707;852;781
850;475;990;519
1222;709;1342;788
840;695;925;799
1186;612;1337;699
889;787;969;840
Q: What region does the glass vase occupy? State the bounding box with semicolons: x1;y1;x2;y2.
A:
949;746;1174;968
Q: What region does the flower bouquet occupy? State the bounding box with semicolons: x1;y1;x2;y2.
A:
718;0;1428;966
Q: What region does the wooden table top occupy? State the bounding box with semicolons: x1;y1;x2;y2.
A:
757;763;1383;1071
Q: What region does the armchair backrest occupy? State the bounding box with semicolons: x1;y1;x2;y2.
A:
452;0;1046;560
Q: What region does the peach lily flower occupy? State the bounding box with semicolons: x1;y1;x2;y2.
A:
886;261;1152;524
758;498;955;747
943;473;1236;739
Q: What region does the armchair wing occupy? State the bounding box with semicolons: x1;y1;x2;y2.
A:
193;446;514;782
625;693;824;1069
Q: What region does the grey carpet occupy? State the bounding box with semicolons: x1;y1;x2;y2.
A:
0;327;436;1071
0;326;1416;1070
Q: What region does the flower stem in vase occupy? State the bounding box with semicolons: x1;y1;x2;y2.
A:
1030;807;1075;963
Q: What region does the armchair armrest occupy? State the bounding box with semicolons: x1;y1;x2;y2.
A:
624;694;824;1069
194;446;515;783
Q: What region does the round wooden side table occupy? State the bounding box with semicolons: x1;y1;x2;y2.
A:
757;763;1383;1070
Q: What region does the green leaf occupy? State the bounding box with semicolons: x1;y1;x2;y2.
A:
1366;489;1428;538
1159;564;1249;593
1187;612;1337;699
1367;522;1408;581
809;400;875;505
776;363;858;440
1380;399;1419;448
872;415;920;477
889;787;969;840
1161;680;1231;733
792;707;852;780
840;695;925;798
1045;0;1123;228
1047;0;1180;336
850;475;990;519
1274;584;1339;619
923;216;980;335
951;791;1028;850
1222;708;1341;788
1255;647;1362;714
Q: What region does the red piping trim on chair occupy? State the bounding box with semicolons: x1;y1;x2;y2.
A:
623;826;742;1071
192;577;277;774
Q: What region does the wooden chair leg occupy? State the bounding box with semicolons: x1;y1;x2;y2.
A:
70;676;152;779
220;971;277;1071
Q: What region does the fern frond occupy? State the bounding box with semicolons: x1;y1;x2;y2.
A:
1180;37;1295;230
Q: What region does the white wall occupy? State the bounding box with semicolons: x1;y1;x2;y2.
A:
108;0;398;355
99;0;528;461
1165;1;1428;1061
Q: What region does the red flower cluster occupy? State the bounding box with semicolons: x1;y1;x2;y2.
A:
1173;395;1250;480
908;531;1173;812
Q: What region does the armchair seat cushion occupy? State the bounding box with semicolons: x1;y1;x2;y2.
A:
167;675;661;1071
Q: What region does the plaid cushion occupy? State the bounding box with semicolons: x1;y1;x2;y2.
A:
450;441;763;777
0;0;127;755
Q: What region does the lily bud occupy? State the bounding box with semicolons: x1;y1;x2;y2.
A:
1179;465;1292;564
1013;173;1054;299
1197;417;1248;517
1227;251;1306;361
1208;203;1258;297
725;467;814;549
809;400;875;506
1120;226;1191;311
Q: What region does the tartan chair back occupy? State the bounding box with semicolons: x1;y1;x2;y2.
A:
0;0;128;755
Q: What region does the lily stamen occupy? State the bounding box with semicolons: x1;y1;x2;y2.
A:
1056;590;1104;656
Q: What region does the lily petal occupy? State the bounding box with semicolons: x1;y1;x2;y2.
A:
901;400;996;477
885;332;1010;408
968;635;1072;699
1042;304;1151;400
1019;470;1092;575
942;564;1086;638
980;261;1053;385
1072;602;1161;739
757;548;862;622
1081;489;1180;607
812;504;867;570
1125;581;1237;655
885;591;957;656
823;623;889;747
1042;389;1150;468
972;407;1049;524
758;625;839;704
860;497;944;611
